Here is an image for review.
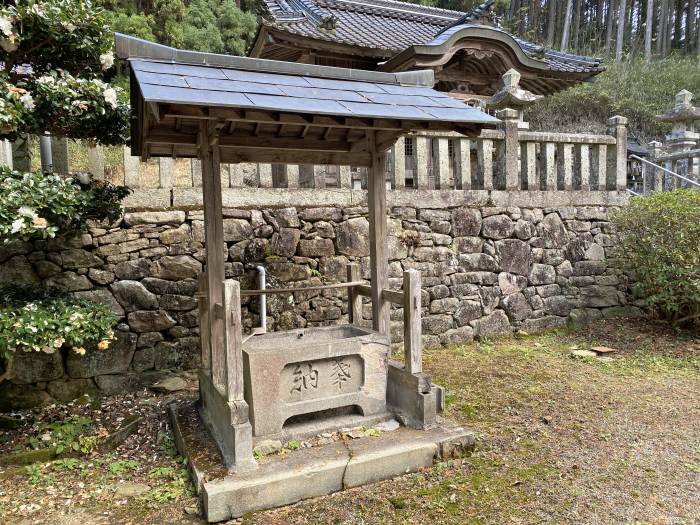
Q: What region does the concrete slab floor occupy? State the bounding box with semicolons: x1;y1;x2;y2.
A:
170;401;476;523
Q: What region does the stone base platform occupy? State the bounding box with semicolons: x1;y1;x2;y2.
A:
170;401;475;523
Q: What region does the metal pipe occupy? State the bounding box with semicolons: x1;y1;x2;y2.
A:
256;265;267;333
630;154;700;188
39;135;53;172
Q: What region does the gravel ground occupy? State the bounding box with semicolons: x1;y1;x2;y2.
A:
1;317;699;525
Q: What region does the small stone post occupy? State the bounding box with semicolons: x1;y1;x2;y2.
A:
51;137;69;173
87;144;105;180
347;263;362;325
123;145;140;187
496;108;520;190
391;138;406;188
415;136;429;189
12;135;32;172
647;140;664;192
607;116;628;191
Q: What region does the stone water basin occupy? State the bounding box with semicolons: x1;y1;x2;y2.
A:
242;324;389;439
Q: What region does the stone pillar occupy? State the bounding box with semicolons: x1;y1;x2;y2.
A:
51;137;69;174
123;145;140;187
456;138;471;189
159;157;173;188
607;116;628;191
645;140;662;192
391;138;406;188
285;164;299;188
338;165;351;189
496;108;520;190
434;137;450;189
258;163;272;188
229;163;244;187
415;136;429;189
12;136;32;172
87;145;105;180
313;164;326;189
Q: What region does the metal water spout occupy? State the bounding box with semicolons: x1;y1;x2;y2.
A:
256;265;267;333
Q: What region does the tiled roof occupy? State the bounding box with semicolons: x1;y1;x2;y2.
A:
259;0;604;74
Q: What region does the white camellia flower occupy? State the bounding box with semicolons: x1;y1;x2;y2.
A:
19;92;34;109
0;16;12;37
10;217;24;233
18;206;36;218
100;51;114;70
103;87;118;109
37;75;55;85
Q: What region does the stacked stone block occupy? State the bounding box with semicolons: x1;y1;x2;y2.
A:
0;202;638;409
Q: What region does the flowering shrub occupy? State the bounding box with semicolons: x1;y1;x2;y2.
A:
612;189;700;328
0;167;130;243
0;1;129;144
0;285;115;363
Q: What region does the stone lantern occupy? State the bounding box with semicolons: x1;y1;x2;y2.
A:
486;69;542;129
656;89;700;153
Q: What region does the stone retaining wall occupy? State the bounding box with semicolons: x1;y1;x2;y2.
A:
0;190;640;410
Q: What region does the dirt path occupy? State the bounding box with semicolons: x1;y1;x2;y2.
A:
2;318;699;525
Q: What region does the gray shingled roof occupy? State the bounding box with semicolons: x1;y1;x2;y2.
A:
260;0;604;74
120;36;498;125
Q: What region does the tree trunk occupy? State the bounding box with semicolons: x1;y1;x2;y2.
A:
606;0;618;53
546;0;558;48
688;0;697;52
657;0;668;54
645;0;655;61
561;0;575;50
572;0;581;51
616;0;628;59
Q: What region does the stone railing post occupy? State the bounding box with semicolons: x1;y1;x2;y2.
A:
415;136;429;189
435;137;450;189
12;135;32;172
87;144;105;180
123;145;140;187
391;138;406;188
51;137;69;174
258;163;273;188
347;263;362;325
607;116;628;191
648;140;664;192
496;108;520;190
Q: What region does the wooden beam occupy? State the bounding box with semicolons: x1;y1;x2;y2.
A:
367;130;390;337
223;279;244;402
199;121;226;391
403;269;422;375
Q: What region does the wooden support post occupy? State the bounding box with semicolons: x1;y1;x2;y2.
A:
223;279;244;402
497;108;520;190
367;131;390;337
415;136;429;189
456;138;471;190
403;269;422;375
391;138;406;189
199;122;226;390
608;116;628;191
347;263;362;325
197;272;211;371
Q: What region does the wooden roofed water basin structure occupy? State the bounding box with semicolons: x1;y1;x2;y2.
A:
117;33;497;522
